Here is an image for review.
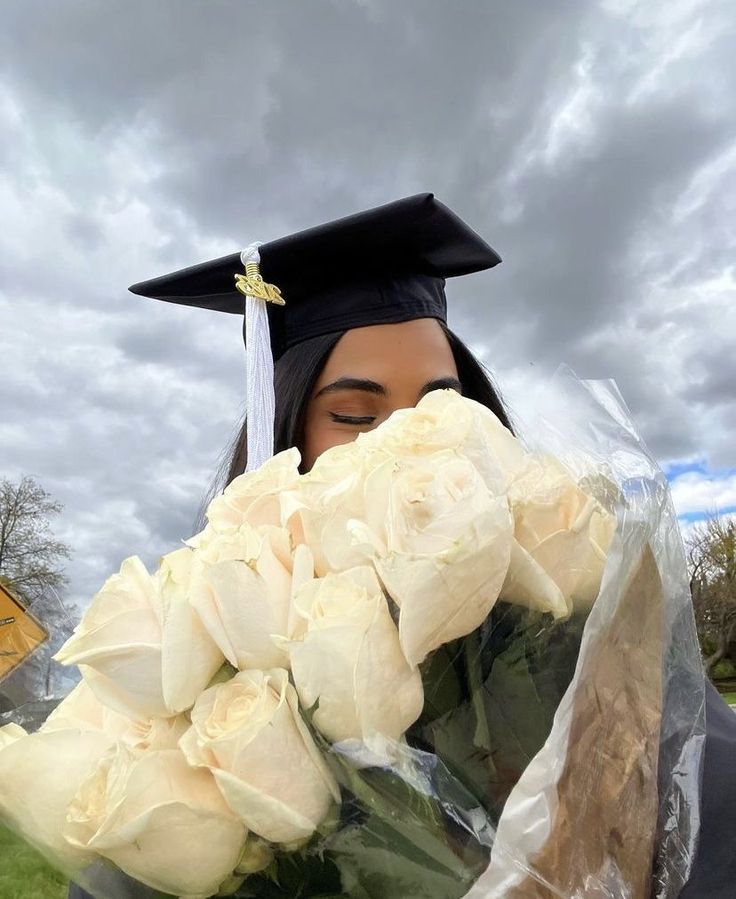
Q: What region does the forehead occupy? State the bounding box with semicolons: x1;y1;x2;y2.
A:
316;319;458;386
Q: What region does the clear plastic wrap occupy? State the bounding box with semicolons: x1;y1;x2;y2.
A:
0;584;79;731
0;371;705;899
465;368;705;898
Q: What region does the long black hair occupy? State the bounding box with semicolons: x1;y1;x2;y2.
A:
196;324;514;529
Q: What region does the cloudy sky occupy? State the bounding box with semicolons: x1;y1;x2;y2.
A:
1;0;735;611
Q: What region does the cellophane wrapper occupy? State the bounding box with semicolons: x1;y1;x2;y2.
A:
0;369;705;899
0;587;78;730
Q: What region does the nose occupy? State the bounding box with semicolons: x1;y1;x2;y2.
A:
369;390;423;430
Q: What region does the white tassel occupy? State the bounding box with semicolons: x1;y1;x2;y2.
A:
240;242;276;472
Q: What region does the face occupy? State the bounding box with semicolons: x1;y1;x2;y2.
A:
301;318;460;470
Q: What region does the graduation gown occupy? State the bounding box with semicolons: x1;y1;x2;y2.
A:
67;681;736;899
676;680;736;898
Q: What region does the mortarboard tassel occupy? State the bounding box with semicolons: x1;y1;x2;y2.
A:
236;243;285;473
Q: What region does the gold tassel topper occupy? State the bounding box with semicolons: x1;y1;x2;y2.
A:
234;261;285;305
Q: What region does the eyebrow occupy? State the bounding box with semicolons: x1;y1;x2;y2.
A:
313;377;385;399
313;375;462;400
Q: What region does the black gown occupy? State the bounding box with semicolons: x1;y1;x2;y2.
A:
676;681;736;898
67;682;736;899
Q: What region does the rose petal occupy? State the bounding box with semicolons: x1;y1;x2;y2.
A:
288;568;424;740
66;748;246;899
0;728;114;873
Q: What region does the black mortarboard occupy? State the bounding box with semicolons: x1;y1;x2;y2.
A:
129;192;501;469
129;192;500;360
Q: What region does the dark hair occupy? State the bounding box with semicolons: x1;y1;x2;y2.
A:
223;331;347;485
440;324;514;434
196;323;514;529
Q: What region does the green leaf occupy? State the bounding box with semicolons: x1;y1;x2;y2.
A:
325;816;477;899
417;640;466;722
413;606;585;820
232;850;343;898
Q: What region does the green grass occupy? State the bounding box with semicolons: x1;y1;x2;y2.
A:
0;823;69;899
719;691;736;706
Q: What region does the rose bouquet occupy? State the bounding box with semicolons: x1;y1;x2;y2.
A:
0;376;703;898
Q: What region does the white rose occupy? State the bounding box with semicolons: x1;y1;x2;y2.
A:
287;566;424;742
54;551;224;718
190;524;309;669
356;389;526;493
281;440;379;575
205;448;302;530
0;724;114;873
501;454;617;613
64;745;246;899
42;679;189;751
235;834;274;874
0;722;25;749
179;668;338;845
499;541;570;618
344;453;514;666
289;391;524;583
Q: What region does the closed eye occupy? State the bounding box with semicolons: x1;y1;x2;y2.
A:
329;413;376;425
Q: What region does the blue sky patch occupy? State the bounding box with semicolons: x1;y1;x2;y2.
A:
665;460;708;481
678;505;736;524
666;462;736;482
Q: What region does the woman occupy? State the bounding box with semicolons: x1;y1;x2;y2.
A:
69;194;734;897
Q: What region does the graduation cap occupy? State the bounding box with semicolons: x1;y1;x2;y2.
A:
129;192;501;471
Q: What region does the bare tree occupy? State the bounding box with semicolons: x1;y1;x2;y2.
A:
0;476;71;603
686;513;736;676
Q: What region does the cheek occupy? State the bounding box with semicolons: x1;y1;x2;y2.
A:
300;416;359;471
